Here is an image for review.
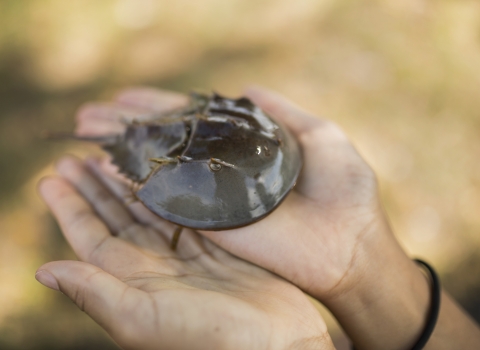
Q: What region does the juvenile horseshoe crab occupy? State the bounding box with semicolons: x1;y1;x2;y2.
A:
54;93;302;249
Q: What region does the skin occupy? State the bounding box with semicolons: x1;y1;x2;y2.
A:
37;86;480;350
37;158;334;350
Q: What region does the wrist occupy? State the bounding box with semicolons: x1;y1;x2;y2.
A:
321;222;431;349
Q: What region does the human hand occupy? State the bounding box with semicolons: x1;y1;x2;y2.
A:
74;86;480;350
72;86;437;349
74;86;385;299
36;156;334;350
75;87;393;299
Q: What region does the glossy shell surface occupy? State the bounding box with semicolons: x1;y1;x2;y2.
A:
103;93;302;230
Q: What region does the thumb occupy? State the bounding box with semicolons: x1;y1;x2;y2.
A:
244;85;322;136
35;261;135;333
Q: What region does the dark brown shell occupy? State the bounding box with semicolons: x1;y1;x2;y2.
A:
98;93;302;230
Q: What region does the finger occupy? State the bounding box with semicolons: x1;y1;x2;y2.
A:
86;158;209;257
56;155;139;237
244;86;323;136
86;157;223;261
76;102;151;123
75;118;125;137
115;87;188;112
75;102;156;136
39;175;180;275
76;103;127;136
85;157;200;257
35;261;143;339
38;176;115;262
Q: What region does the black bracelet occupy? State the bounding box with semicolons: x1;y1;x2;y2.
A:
411;259;441;350
351;259;441;350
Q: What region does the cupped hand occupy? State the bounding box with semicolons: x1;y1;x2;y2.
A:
37;156;334;350
71;86;480;350
74;86;392;302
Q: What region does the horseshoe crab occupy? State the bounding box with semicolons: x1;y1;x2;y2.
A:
56;93;302;249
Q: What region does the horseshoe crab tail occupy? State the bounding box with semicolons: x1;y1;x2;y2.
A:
170;226;183;251
42;131;119;145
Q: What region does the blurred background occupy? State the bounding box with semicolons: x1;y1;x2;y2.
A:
1;0;480;348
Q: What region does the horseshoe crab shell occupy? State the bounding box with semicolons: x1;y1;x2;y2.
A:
75;93;302;230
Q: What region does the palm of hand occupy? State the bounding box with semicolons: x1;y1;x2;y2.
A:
73;86;383;301
38;156;331;350
205;112;382;299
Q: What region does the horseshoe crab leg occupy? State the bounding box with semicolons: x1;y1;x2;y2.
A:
210;158;235;168
124;181;141;205
170;226;183;251
149;157;178;165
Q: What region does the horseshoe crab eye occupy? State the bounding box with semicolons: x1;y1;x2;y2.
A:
256;146;262;155
209;163;222;172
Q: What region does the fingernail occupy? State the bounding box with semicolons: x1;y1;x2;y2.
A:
35;270;60;291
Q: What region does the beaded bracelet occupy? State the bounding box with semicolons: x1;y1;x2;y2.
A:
351;259;441;350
